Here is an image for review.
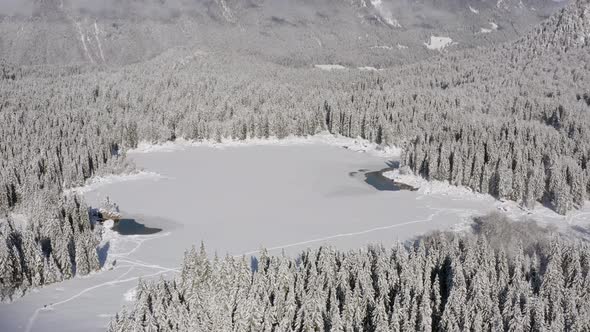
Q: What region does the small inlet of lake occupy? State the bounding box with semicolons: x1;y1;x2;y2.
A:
350;167;418;192
111;218;162;235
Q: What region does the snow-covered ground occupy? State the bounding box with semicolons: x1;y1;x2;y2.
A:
384;168;590;230
1;136;587;331
371;45;394;50
314;64;347;71
424;36;455;50
480;22;499;34
129;133;401;158
66;171;165;195
358;66;380;71
370;44;407;51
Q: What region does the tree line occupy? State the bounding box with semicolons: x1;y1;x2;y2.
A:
109;213;590;331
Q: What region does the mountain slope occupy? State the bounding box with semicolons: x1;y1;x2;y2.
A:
528;0;589;51
0;0;567;67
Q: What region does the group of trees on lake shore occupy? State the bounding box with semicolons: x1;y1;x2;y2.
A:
0;196;100;300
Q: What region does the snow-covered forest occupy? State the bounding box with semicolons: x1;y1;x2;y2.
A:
0;0;589;319
108;213;590;331
0;197;100;300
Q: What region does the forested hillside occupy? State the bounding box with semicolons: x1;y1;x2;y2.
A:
1;0;589;301
108;213;590;331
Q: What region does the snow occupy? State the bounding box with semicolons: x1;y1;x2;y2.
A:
383;169;590;229
0;213;29;230
424;36;455;51
370;0;402;28
370;44;408;51
469;5;480;14
123;288;136;302
75;21;94;64
11;213;28;228
129;133;402;159
385;18;402;28
2;138;588;331
65;171;165;195
480;22;499;34
313;37;323;47
93;21;105;63
175;50;209;69
371;45;394;50
314;64;347;71
384;168;493;200
102;219;115;229
215;0;235;23
358;66;380;71
0;141;490;331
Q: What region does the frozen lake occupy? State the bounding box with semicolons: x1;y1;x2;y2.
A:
2;141;574;332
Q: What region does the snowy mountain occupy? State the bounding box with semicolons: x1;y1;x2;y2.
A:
0;0;567;67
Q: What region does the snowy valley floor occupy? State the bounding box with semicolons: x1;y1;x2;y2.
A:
1;136;589;332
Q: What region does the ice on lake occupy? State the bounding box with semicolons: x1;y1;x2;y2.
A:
0;141;545;332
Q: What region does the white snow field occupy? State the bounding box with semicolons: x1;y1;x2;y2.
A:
1;136;588;332
424;36;454;50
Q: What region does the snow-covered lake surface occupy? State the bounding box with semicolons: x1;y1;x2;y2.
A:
1;139;588;332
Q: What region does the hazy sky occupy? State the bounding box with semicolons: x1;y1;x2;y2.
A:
0;0;34;16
